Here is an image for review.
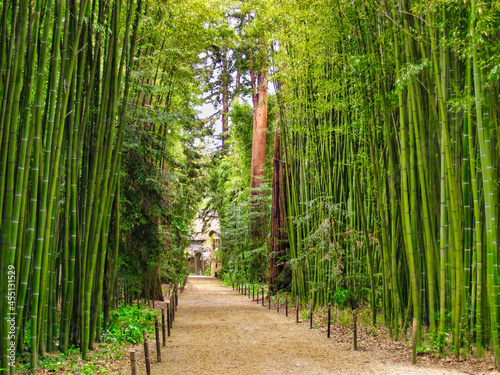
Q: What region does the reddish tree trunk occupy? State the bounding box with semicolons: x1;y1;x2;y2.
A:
269;129;289;291
250;69;268;192
249;46;268;282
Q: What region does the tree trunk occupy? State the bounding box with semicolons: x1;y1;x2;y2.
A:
269;129;290;292
250;69;268;194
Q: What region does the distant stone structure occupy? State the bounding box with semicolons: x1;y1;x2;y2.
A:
185;211;220;276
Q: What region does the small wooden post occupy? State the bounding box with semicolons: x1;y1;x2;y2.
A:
412;318;417;364
277;292;280;313
244;284;246;296
268;292;271;310
167;304;171;336
171;295;175;321
262;288;264;306
296;296;299;323
252;285;255;300
309;299;313;329
180;275;187;293
172;299;175;325
175;290;178;311
232;280;234;290
353;310;358;350
161;308;166;346
155;316;162;362
327;304;331;338
285;293;288;317
153;298;155;309
256;287;259;303
142;330;151;375
130;351;138;375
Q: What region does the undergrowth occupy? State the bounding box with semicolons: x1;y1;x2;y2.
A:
15;304;158;374
103;304;159;344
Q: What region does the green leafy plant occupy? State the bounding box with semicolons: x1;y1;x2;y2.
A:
434;331;448;355
103;305;158;345
332;288;350;308
301;309;311;320
416;345;433;355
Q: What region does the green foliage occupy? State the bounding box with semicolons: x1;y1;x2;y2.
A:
207;95;275;282
434;331;448;355
229;102;254;178
332;288;350;308
336;310;352;327
23;320;31;348
301;309;311;321
15;343;125;374
416;345;433;355
409;330;451;357
119;0;215;293
216;182;272;282
103;305;158;344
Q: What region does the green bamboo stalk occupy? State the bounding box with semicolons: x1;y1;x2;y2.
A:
470;0;499;366
103;162;121;332
405;52;437;337
464;57;484;357
31;0;89;369
0;0;20;232
0;0;28;370
427;7;463;356
392;5;420;338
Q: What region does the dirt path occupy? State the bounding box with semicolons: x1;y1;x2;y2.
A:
150;276;471;375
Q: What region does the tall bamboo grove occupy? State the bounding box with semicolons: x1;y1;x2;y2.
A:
273;0;500;367
0;0;142;372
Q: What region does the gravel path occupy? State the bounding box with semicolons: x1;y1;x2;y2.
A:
150;276;470;375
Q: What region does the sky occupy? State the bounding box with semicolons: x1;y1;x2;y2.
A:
195;101;223;152
194;69;276;154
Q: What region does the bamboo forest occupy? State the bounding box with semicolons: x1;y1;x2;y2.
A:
1;0;500;373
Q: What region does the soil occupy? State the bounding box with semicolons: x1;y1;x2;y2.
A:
138;276;500;375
